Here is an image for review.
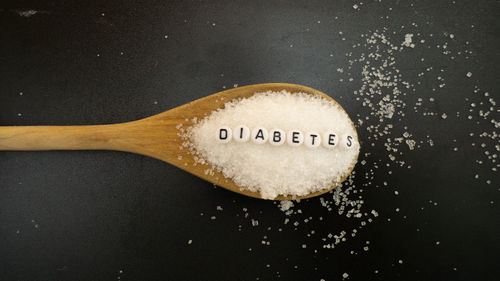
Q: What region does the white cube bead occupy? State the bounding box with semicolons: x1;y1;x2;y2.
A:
233;125;250;142
269;129;286;146
251;127;268;144
305;132;321;148
340;134;355;149
216;126;232;143
286;130;304;146
322;131;338;149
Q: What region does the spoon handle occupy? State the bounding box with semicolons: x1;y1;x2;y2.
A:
0;124;126;151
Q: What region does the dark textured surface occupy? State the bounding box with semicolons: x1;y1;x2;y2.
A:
0;1;499;280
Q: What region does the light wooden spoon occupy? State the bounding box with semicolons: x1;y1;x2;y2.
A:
0;83;358;200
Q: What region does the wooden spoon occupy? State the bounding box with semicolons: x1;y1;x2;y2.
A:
0;83;358;200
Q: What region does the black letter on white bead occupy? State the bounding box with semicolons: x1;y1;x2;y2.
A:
270;129;285;146
217;126;232;144
322;130;338;149
251;127;268;144
347;136;353;147
233;125;250;142
305;132;321;148
341;134;355;149
287;130;304;147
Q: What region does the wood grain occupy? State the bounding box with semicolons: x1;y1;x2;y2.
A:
0;83;359;200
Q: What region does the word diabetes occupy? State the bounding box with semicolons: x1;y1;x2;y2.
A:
216;126;356;149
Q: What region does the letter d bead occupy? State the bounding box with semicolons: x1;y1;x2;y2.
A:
217;126;232;143
286;130;304;147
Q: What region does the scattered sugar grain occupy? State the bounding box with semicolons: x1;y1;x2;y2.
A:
279;200;294;211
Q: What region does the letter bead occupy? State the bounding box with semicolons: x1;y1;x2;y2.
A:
305;132;321;148
217;126;232;143
322;131;338;149
233;125;250;142
251;127;268;144
286;130;304;147
269;129;285;146
340;134;355;149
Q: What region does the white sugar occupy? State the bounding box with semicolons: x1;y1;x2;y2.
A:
402;33;415;48
279;200;294;211
187;90;359;199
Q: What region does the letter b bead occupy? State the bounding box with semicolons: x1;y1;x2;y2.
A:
269;129;285;146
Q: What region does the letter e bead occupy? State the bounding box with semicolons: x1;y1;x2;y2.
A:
286;130;304;147
322;131;338;149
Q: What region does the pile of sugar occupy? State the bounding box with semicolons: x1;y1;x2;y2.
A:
185;90;360;199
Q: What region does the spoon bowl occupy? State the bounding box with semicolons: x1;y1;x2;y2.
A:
0;83;358;200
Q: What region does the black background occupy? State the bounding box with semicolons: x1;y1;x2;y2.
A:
1;1;499;280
